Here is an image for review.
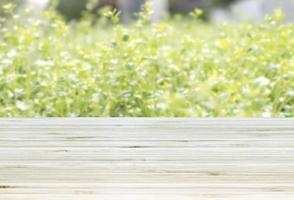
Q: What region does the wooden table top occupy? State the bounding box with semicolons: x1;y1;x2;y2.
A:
0;118;293;200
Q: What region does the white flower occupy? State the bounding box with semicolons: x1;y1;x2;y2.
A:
1;59;13;65
35;60;54;67
287;90;294;97
7;49;18;58
14;88;24;96
262;112;272;118
253;76;270;87
16;101;28;111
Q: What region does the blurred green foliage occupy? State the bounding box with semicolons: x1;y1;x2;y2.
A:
0;0;238;20
55;0;237;21
56;0;88;20
0;6;293;117
0;0;21;17
205;0;236;7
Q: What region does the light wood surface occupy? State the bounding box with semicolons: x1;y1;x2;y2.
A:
0;118;293;200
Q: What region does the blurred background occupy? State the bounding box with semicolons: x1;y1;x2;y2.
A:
1;0;293;23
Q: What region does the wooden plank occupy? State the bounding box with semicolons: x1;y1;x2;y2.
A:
0;119;293;200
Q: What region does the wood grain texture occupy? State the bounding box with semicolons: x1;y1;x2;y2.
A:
0;118;293;200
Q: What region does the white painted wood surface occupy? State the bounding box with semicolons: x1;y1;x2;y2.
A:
0;119;293;200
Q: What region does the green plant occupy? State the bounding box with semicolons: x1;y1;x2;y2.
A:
0;6;293;117
0;0;21;17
